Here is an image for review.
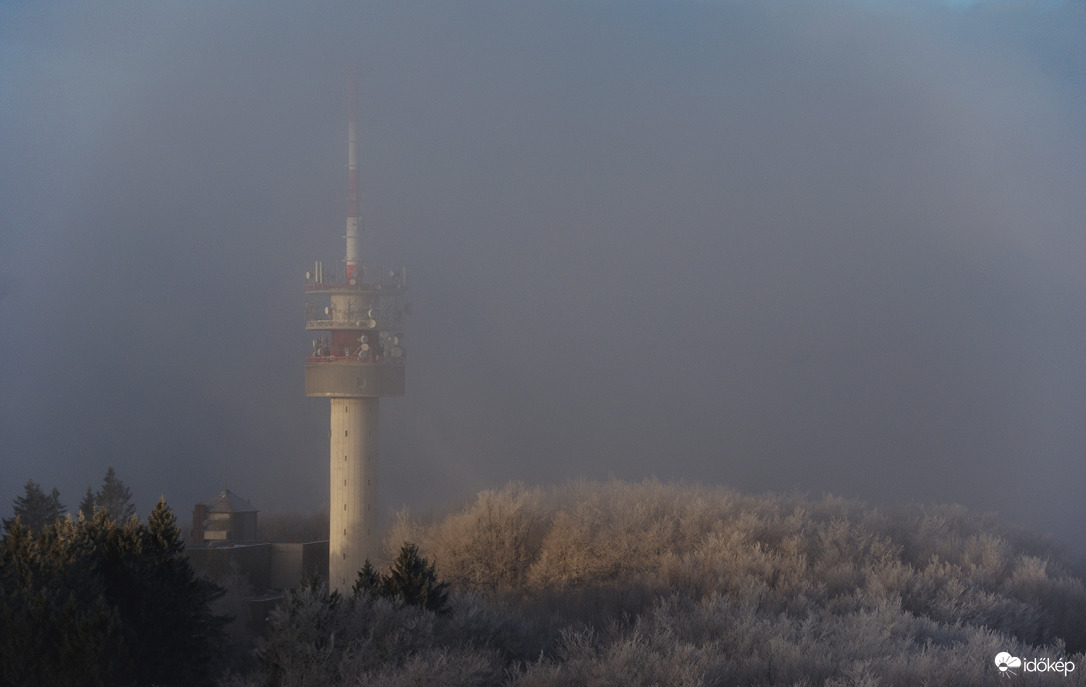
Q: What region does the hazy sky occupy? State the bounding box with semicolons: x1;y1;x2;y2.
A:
1;1;1083;551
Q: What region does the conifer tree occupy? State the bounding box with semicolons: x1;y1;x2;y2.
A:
77;486;96;520
3;479;64;531
126;499;227;686
381;542;449;613
95;466;135;522
351;559;381;600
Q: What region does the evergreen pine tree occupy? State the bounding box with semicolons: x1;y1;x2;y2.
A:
78;486;97;520
3;479;65;531
131;499;228;686
351;559;381;600
380;542;449;613
95;466;135;522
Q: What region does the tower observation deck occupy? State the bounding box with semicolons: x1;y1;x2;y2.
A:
305;84;408;592
304;272;407;398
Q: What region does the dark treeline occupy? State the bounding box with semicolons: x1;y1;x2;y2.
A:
0;500;227;686
2;466;136;531
1;467;230;685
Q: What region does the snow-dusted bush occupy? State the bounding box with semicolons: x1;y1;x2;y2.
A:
420;483;548;590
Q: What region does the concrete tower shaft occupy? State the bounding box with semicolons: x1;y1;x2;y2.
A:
304;83;407;593
329;397;379;590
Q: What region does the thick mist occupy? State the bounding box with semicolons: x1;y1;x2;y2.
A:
1;1;1083;550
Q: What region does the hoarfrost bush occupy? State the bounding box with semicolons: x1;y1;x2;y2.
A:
357;647;502;687
437;591;542;662
423;484;548;589
256;583;435;686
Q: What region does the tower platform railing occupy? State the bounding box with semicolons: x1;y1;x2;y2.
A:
303;282;405;294
304;308;406;331
305;355;405;364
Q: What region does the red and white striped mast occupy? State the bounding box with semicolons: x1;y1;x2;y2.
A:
346;79;361;287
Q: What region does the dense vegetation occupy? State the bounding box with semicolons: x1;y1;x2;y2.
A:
352;544;450;614
0;499;228;686
239;480;1086;686
1;480;65;532
79;466;137;523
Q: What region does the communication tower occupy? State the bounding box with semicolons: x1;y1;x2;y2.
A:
304;84;408;592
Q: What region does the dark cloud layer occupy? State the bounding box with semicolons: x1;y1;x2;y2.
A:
1;1;1083;550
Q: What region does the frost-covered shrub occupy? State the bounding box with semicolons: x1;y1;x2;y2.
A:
256;583;435;687
422;484;549;590
250;582;544;687
358;646;502;687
